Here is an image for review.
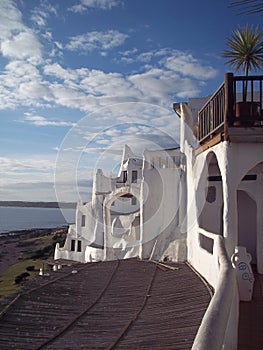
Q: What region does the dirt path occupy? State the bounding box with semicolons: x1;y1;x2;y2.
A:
0;236;23;275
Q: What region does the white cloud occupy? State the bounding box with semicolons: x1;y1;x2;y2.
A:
121;48;138;56
5;60;41;85
31;11;47;27
119;48;169;65
163;51;218;80
31;1;58;27
44;63;88;83
18;81;52;102
0;156;58;201
0;156;54;173
23;113;76;127
66;30;128;53
1;31;42;62
119;48;218;82
0;5;217;112
69;0;122;13
0;0;25;40
0;33;218;113
137;51;155;63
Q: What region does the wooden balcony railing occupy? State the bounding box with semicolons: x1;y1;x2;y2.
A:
198;73;263;144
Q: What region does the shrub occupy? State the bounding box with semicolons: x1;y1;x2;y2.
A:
14;272;30;284
26;265;35;272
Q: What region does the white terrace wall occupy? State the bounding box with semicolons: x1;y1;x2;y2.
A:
140;148;186;261
185;140;263;286
179;100;263;286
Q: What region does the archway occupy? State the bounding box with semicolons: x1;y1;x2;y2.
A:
104;187;141;260
198;152;224;235
237;190;257;263
237;161;263;267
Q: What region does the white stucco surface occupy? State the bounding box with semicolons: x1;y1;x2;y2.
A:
54;92;263;350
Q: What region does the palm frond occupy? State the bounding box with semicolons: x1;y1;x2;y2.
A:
222;24;263;75
230;0;263;14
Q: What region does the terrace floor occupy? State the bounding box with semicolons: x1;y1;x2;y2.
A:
0;258;212;350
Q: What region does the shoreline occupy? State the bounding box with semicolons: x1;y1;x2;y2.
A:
0;226;69;238
0;201;76;209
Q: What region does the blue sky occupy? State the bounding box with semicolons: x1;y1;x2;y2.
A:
0;0;262;202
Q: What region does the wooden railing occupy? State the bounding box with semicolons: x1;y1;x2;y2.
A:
198;73;263;144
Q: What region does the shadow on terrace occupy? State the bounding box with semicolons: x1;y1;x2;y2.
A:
197;72;263;151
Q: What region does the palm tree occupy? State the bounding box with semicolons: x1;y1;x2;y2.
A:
223;24;263;99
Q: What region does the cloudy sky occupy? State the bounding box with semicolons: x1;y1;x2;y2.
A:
0;0;262;202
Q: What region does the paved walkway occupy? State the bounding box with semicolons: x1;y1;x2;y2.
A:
238;272;263;350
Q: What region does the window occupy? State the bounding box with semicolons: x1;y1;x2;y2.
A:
199;233;214;254
206;186;216;203
132;196;137;205
132;170;137;183
122;171;127;182
77;240;82;252
81;215;86;227
172;156;180;167
71;239;76;251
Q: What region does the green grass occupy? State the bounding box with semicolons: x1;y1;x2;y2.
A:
0;259;43;299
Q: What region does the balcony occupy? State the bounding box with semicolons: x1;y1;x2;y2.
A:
197;73;263;150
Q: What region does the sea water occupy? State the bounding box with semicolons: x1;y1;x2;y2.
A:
0;207;75;234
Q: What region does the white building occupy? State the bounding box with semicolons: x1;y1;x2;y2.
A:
55;73;263;349
55;144;186;263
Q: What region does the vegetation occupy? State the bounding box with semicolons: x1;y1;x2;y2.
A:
0;259;43;298
230;0;263;14
0;228;67;299
223;24;263;76
223;24;263;100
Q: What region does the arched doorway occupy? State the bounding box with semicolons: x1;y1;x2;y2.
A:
237;190;257;263
198;152;223;235
104;188;141;260
237;161;263;267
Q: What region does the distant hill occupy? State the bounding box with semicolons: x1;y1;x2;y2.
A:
0;201;76;209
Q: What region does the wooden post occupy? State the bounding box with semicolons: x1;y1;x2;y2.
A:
224;73;234;141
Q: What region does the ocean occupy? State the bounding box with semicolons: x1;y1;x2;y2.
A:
0;207;76;234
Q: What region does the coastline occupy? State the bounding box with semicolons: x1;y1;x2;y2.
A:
0;201;76;209
0;227;68;277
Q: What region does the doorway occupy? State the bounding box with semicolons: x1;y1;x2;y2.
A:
237;190;257;264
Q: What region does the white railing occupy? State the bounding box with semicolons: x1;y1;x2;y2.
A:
192;230;239;350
